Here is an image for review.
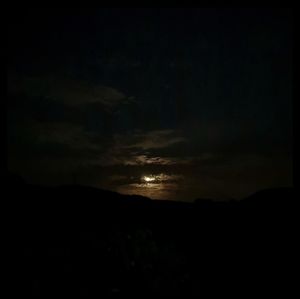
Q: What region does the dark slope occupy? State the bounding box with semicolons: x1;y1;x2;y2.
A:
8;174;294;296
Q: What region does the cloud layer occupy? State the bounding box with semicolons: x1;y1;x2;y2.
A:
8;73;134;110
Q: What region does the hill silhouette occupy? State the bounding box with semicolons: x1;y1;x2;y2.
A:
8;173;294;296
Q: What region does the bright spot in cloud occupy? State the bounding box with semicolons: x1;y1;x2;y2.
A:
143;175;156;182
116;173;183;200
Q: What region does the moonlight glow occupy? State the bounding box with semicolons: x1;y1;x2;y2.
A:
143;176;156;182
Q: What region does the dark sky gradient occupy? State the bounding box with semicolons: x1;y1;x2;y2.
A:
7;8;293;201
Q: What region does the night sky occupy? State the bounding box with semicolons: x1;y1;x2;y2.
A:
7;8;293;201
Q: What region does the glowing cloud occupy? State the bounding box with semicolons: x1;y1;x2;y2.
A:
143;175;156;182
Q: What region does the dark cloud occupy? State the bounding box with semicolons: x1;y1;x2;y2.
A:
8;73;134;110
114;129;186;150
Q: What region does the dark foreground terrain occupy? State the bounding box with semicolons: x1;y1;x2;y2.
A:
8;174;294;296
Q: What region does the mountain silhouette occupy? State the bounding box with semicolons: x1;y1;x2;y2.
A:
9;173;293;296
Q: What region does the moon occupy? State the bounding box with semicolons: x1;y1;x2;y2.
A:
143;176;156;182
